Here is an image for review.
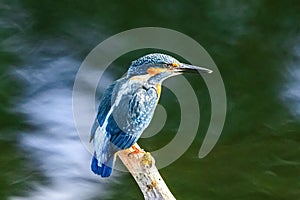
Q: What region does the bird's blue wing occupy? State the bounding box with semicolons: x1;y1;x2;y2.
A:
90;81;116;142
97;82;117;127
91;82;158;177
90;81;118;177
128;87;158;131
108;87;158;149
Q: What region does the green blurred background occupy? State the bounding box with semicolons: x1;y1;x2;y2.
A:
1;0;300;199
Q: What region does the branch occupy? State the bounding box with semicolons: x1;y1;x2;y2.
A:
117;143;176;200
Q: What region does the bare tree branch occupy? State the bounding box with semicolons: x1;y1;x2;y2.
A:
117;143;176;200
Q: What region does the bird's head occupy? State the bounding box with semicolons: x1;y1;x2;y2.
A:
127;53;212;84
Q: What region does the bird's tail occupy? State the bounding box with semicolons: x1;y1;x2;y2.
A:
91;154;116;177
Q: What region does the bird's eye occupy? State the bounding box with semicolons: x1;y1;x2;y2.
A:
168;63;179;68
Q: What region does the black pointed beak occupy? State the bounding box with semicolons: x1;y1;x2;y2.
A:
176;64;213;74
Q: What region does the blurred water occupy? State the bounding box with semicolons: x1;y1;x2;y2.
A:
11;51;113;200
282;42;300;117
0;1;119;198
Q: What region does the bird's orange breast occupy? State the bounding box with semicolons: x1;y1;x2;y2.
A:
156;83;161;99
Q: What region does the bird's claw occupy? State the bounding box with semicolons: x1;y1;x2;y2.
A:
128;144;145;157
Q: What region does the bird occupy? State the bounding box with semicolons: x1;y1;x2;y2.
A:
90;53;212;177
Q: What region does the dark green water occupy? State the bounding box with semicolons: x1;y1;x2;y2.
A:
1;0;300;199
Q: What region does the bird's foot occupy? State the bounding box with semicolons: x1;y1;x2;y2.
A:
128;144;145;157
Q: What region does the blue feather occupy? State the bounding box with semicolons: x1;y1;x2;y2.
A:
105;114;121;134
91;156;113;178
111;132;137;149
97;82;116;127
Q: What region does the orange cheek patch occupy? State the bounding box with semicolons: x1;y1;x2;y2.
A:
147;67;166;75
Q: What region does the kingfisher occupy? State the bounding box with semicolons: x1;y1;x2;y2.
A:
90;53;212;177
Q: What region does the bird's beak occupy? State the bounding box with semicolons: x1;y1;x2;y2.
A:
176;64;213;74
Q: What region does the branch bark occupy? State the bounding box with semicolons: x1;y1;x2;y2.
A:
117;143;176;200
